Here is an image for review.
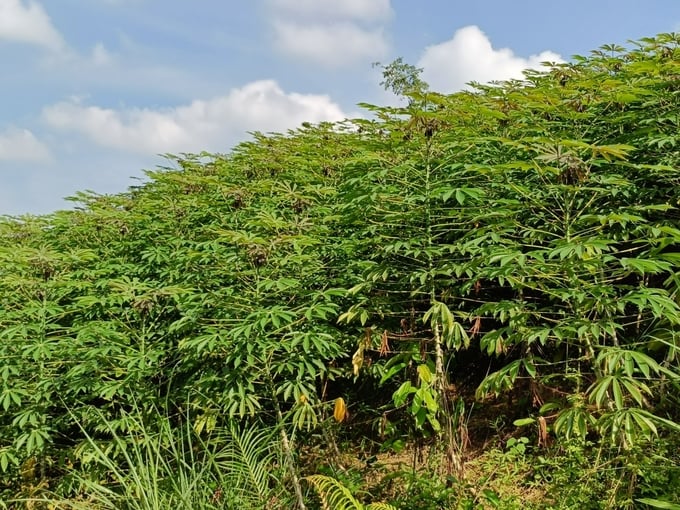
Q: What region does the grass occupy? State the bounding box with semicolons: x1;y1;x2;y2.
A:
2;405;289;510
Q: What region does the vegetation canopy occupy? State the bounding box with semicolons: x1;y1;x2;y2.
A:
1;33;679;509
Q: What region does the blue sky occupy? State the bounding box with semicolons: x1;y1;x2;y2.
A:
2;0;680;215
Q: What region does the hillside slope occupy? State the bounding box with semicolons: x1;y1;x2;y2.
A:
1;33;679;509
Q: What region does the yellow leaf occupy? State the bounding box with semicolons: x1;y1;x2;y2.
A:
334;397;347;423
352;329;372;376
352;346;364;376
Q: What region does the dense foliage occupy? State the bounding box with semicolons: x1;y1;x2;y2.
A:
1;34;680;509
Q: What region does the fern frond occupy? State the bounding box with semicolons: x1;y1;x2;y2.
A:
213;422;278;505
305;474;363;510
367;503;399;510
304;475;399;510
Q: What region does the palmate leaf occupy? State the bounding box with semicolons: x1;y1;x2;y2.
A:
423;300;469;349
596;346;677;380
622;288;680;323
475;359;525;399
292;398;319;431
590;143;636;161
554;405;596;441
620;257;673;275
598;408;659;448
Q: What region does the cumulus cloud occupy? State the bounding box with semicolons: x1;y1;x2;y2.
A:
0;1;110;65
42;80;347;155
270;0;392;22
0;127;51;162
273;21;388;69
418;25;563;92
269;0;392;68
0;0;66;51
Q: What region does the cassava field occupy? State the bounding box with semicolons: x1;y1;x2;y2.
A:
1;33;679;509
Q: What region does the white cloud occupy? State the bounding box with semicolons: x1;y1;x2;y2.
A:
0;0;65;51
0;127;51;162
418;25;563;92
42;80;347;155
273;21;388;69
0;2;108;66
269;0;392;68
37;40;117;70
269;0;392;22
91;42;113;66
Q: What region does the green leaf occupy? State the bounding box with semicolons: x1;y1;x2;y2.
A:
636;499;680;509
417;364;433;385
